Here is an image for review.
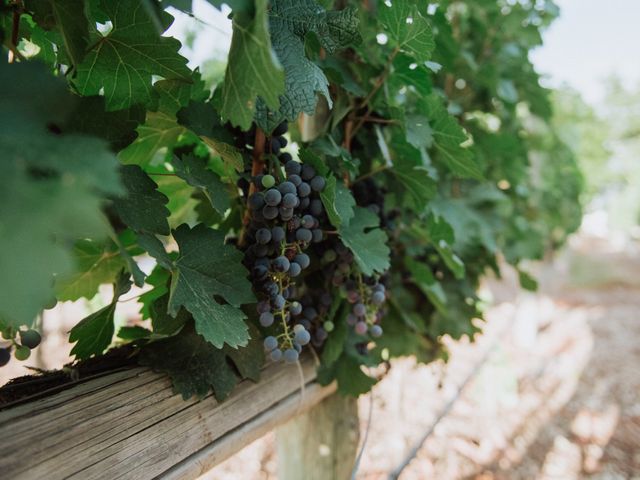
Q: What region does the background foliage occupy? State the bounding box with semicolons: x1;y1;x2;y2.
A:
0;0;583;398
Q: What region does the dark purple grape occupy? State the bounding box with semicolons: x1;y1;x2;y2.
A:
253;264;268;279
256;228;271;244
296;228;312;243
263;205;279;220
273;121;288;136
279;152;293;164
271;226;285;243
272;294;286;310
282;193;298;208
260;312;275;327
270;348;283;361
310;175;326;192
294;253;310;269
278;136;288;148
272;256;290;273
289;262;302;277
264;189;282;206
301;164;316;181
270;137;281;154
285;160;301;176
301;215;315;228
299;197;310;210
279;207;294;220
346;314;358;326
372;291;385;305
264;335;278;350
294;329;310;345
370;325;383;337
288;174;302;186
278;181;296;195
353;303;366;317
284;348;299;363
312;229;323;243
298;182;311;197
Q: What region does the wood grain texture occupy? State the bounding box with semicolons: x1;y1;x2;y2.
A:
276;393;360;480
0;357;336;480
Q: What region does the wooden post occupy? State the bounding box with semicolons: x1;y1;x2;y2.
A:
276;392;360;480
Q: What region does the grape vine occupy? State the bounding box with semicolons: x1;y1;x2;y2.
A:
0;0;582;399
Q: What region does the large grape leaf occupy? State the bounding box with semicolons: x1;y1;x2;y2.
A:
69;271;132;360
422;95;482;179
74;0;191;110
139;323;264;400
156;224;255;348
54;240;126;301
0;62;122;327
24;0;90;66
338;207;390;276
219;0;283;129
255;0;361;131
112;165;171;235
379;0;435;63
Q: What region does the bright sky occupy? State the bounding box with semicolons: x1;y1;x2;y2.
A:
530;0;640;105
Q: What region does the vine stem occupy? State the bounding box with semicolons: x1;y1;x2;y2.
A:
239;128;266;247
345;46;400;145
353;165;389;184
8;3;22;63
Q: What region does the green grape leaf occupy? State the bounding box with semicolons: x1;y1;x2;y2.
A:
64;96;145;150
139;326;238;400
255;0;361;131
423;95;482;179
119;110;194;167
172;155;230;215
406;262;447;314
113;165;171;235
24;0;90;66
338;207;390;276
69;271;132;359
389;154;437;211
176;101;245;172
427;214;465;279
166;224;255;348
74;0;191;110
518;269;538;291
149;293;188;336
220;0;284;129
54;240;125;301
317;352;377;397
138;265;170;319
223;323;264;382
379;0;435;63
117;325;152;340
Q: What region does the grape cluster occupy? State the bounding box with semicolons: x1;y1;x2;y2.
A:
242;123;330;363
0;328;42;367
314;242;387;337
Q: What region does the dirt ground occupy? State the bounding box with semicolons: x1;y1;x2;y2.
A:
205;233;640;479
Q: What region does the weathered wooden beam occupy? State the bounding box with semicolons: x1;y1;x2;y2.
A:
0;356;336;480
276;393;360;480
